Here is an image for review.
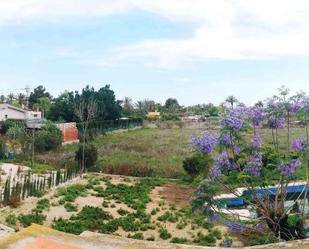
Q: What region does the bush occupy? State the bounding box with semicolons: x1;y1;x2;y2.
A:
171;237;188;244
64;202;78;212
117;208;129;216
0;120;24;135
18;212;46;227
183;152;211;178
146;235;155;241
159;227;172;240
161;113;180;121
248;233;278;246
36;198;50;212
35;123;63;152
0;137;6;160
75;144;98;169
5;214;17;226
193;232;216;246
128;233;144;240
56;184;87;202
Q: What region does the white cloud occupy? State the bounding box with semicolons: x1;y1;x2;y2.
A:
116;0;309;66
0;0;133;25
3;0;309;66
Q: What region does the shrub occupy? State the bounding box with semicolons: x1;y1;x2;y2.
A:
53;205;114;235
117;208;129;216
52;218;85;235
212;229;222;239
35;123;63;152
56;184;87;202
18;212;46;227
0;137;6;160
64;202;78;212
193;232;216;247
176;220;187;229
0;120;24;135
5;214;17;226
159;227;171;240
75;144;98;169
146;235;155;241
248;233;278;246
171;237;188;244
102;200;110;208
182;152;211;178
128;233;144;240
36;198;50;212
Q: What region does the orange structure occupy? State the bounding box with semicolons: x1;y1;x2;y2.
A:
56;123;79;144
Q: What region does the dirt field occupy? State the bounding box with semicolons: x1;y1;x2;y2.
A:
0;173;231;247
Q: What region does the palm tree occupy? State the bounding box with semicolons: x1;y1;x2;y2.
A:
123;97;134;113
225;95;238;109
17;93;27;107
7;93;15;104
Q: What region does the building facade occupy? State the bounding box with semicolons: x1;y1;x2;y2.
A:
0;104;41;121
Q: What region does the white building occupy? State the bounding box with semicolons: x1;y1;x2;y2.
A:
0;104;41;121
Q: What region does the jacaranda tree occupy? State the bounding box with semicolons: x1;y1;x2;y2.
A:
192;90;309;241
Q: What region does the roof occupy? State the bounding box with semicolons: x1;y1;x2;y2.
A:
0;103;27;113
147;112;160;116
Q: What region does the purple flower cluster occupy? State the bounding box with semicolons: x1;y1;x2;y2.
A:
209;213;219;224
280;159;301;177
267;116;285;129
214;151;232;170
219;133;232;146
291;138;308;153
248;107;264;128
287;96;308;113
225;222;246;233
254;223;265;231
251;133;262;148
220;107;247;132
233;145;242;155
209;164;224;179
192;132;217;154
287;102;303;113
244;152;262;176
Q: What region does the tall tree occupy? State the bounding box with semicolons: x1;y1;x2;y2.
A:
74;97;97;174
165;98;180;113
17;93;27;107
225;95;238;109
77;85;121;121
122;97;134;116
29;85;51;109
37;97;51;118
48;91;76;122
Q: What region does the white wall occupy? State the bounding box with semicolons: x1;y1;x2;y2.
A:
0;106;25;121
0;104;41;121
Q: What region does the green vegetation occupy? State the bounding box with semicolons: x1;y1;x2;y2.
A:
159;227;172;240
35;122;63;152
56;184;87;202
64;202;78;212
18;212;46;227
170;237;188;244
5;214;17;226
128;233;144;240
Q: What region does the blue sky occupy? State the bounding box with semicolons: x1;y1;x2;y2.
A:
0;0;309;105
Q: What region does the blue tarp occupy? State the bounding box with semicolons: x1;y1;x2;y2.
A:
217;184;308;207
